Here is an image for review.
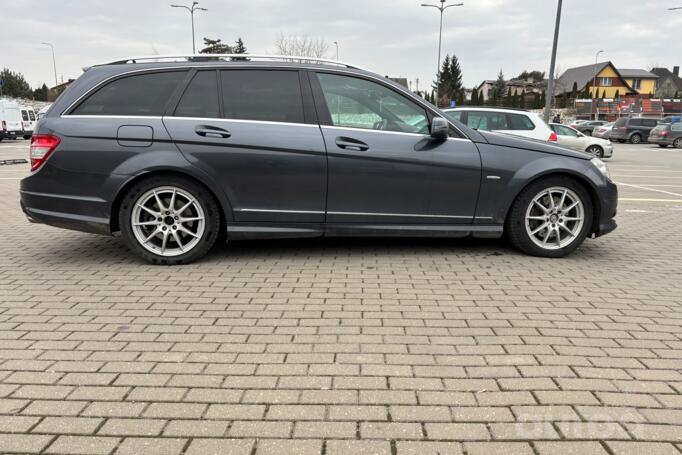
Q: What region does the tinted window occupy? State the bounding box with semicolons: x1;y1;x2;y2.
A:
466;111;509;131
554;125;578;137
614;118;627;127
174;71;220;118
21;110;29;121
28;110;36;121
72;71;186;116
672;123;682;132
446;111;462;121
317;73;429;134
643;119;658;127
221;70;304;123
629;119;642;126
509;113;535;130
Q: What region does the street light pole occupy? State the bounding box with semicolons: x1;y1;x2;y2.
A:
543;0;563;123
592;50;604;120
333;41;339;61
170;2;207;53
41;42;58;87
422;1;464;107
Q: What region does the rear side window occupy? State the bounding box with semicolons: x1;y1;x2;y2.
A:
174;71;220;118
72;71;186;116
466;111;509;130
446;111;462;121
220;70;304;123
614;118;627;127
508;113;535;130
643;119;658;127
28;110;36;121
672;123;682;132
629;119;642;126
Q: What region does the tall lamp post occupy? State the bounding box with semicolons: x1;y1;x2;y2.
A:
41;42;58;87
592;50;605;120
421;0;464;106
543;0;562;123
170;2;207;53
333;41;339;61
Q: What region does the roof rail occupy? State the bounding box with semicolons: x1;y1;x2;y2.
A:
94;54;371;72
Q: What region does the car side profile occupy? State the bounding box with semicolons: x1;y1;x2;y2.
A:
20;55;617;265
610;117;659;144
549;123;613;158
443;107;558;143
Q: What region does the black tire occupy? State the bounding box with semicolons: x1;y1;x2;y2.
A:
629;134;642;144
23;135;31;140
118;175;221;265
506;176;593;258
586;145;604;158
674;138;682;149
658;144;668;148
617;139;626;143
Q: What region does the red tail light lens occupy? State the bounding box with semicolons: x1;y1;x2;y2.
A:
549;131;558;142
30;134;60;172
661;131;669;137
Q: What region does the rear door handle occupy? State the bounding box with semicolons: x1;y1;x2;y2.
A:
195;125;231;139
335;137;369;151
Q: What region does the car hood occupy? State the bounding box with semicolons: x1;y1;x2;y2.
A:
478;130;592;160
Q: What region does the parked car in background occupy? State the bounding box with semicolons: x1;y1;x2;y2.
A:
610;117;659;144
20;106;36;139
36;104;52;121
550;123;613;158
648;122;682;148
569;119;590;128
444;107;557;142
593;122;615;139
575;120;608;136
0;99;25;141
660;116;681;124
20;54;617;264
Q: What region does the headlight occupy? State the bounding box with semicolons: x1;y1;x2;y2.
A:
591;157;610;179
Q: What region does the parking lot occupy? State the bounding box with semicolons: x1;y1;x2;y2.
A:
0;139;681;454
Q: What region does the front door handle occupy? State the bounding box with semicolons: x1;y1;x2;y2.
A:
195;125;231;139
335;137;369;151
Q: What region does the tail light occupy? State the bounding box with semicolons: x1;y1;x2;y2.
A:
30;134;60;172
549;131;558;142
661;131;669;137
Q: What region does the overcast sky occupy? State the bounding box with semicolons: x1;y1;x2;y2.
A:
2;0;680;91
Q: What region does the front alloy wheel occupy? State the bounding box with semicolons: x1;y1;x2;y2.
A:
586;145;604;158
120;176;220;265
507;177;593;258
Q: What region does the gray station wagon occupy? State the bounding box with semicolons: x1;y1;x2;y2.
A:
21;55;617;264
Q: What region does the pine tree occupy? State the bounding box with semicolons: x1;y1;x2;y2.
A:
519;89;526;109
492;69;506;106
614;89;620;100
199;38;232;54
33;83;49;101
0;68;32;98
540;90;546;109
505;87;512;107
571;82;578;101
470;88;478;106
533;93;541;109
232;38;248;61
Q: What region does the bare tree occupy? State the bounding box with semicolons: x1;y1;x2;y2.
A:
274;33;329;60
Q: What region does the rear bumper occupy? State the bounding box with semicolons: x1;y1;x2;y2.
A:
2;129;23;139
20;195;111;235
648;137;672;145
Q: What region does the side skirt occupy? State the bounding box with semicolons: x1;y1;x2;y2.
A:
226;223;503;241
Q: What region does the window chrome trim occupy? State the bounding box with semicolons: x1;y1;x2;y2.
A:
61;115;163;119
168;117;319;128
322;125;472;142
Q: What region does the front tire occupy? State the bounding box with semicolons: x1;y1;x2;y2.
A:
586;145;604;158
629;134;642;144
119;175;220;265
674;138;682;149
506;177;593;258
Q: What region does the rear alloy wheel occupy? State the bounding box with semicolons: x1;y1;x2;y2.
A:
119;176;220;265
629;134;642;144
586;145;604;158
674;138;682;149
506;177;593;258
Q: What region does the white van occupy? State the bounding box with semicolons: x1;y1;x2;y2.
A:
0;99;24;141
20;106;37;139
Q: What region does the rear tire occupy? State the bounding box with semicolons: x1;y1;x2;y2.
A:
586;145;604;158
119;175;220;265
629;134;642;144
617;139;626;143
674;138;682;149
658;144;668;148
506;176;593;258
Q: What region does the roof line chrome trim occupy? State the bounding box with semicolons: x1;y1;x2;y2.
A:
168;117;319;128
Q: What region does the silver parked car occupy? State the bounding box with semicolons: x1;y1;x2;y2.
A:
550;123;613;158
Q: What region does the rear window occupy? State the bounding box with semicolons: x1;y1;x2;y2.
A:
220;70;304;124
21;110;29;121
614;118;627;127
72;71;187;116
174;71;220;118
672;123;682;132
508;113;535;130
28;110;36;121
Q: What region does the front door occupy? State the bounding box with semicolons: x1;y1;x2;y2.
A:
553;124;586;152
311;72;481;225
163;69;327;224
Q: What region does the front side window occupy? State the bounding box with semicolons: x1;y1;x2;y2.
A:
174;71;220;118
220;70;304;124
554;125;579;137
316;73;429;134
72;71;187;116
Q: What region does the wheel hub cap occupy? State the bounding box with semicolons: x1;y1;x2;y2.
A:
524;186;585;251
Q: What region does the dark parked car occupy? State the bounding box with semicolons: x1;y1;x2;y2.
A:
20;55;617;264
575;120;608;136
609;117;659;144
648;122;682;148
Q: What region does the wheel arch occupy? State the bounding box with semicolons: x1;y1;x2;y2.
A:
503;170;602;235
110;169;232;234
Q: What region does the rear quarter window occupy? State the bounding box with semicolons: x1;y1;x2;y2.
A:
71;71;187;116
508;113;535;130
614;118;627;127
629;119;643;126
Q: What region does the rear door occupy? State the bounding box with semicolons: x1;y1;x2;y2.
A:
163;69;327;223
311;71;481;225
641;119;658;140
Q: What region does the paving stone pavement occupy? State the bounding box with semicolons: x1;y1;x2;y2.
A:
1;141;681;454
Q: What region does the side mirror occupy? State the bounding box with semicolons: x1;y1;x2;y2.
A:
430;117;449;140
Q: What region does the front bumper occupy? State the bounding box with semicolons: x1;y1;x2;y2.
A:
593;179;618;238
